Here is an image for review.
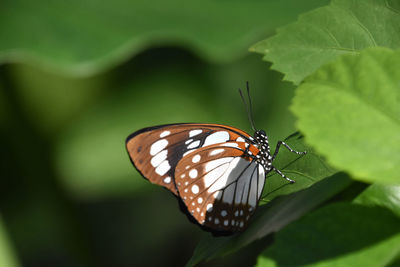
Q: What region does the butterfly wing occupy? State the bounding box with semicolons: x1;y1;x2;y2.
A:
175;141;265;232
126;123;255;195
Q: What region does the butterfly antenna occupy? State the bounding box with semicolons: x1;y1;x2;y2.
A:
238;82;257;131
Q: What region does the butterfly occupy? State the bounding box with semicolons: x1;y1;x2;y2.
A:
125;84;306;234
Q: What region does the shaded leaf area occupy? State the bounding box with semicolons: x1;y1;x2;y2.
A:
186;170;352;266
251;0;400;85
256;203;400;267
262;133;336;202
291;47;400;184
354;184;400;218
0;218;19;267
0;0;328;76
54;50;298;199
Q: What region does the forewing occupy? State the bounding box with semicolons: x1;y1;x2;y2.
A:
175;142;265;232
126;123;254;195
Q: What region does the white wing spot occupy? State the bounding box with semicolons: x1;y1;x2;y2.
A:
239;221;244;227
214;191;222;200
203;131;230;147
181;174;185;178
197;197;203;204
192;202;195;206
231;220;235;226
192;154;201;163
150;139;168;156
240;210;243;216
210;148;224;156
221;210;227;217
183;149;195;157
224;220;229;226
155;161;170;176
150;150;168;167
214;218;220;224
185;139;193;145
191;185;199;194
189;169;198;179
236;137;245;142
221;142;239;148
187;140;200;149
196;207;200;212
160;130;170;138
189;129;202;137
206;203;213;212
163;176;171;184
234;210;239;217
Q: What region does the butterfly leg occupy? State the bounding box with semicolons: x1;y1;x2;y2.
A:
271;141;306;161
272;167;295;183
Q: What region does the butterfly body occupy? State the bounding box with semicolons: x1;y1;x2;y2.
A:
126;123;305;233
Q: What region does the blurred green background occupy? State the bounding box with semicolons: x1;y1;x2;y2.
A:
0;1;329;266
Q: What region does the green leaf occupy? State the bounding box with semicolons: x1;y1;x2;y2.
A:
262;133;336;202
0;0;328;76
186;131;350;267
0;217;20;267
291;47;400;184
251;0;400;85
256;203;400;267
355;184;400;218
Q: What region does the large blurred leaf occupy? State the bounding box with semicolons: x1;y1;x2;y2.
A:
251;0;400;85
0;0;328;76
0;217;19;267
6;64;108;134
256;203;400;267
262;133;336;202
187;173;351;267
291;47;400;184
355;184;400;218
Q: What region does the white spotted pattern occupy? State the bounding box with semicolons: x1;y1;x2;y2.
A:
191;185;199;194
150;139;168;156
210;148;224;156
189;129;202;137
150;149;168;167
206;203;213;212
189;169;198;179
203;131;230;147
155;160;170;176
185;139;193;144
192;154;201;163
236;136;245;142
187;140;200;149
221;142;239;148
160;130;170;138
